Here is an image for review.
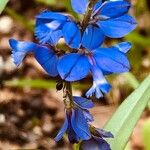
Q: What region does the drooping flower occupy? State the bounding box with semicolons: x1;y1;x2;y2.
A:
9;39;58;77
54;96;94;143
80;128;114;150
57;42;131;98
71;0;137;50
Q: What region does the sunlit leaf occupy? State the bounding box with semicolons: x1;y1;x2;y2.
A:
104;75;150;150
5;79;89;90
36;0;55;5
142;119;150;150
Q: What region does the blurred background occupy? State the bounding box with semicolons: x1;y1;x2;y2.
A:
0;0;150;149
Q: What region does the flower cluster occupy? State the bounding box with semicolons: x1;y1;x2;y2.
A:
9;0;137;149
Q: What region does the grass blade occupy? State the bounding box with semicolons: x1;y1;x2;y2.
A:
104;75;150;150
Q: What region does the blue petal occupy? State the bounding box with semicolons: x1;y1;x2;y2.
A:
36;11;68;24
57;53;90;81
68;126;80;143
54;116;68;141
9;39;59;76
71;0;88;14
98;1;130;18
93;0;102;12
71;108;91;140
83;110;94;122
82;25;105;50
97;14;137;38
81;139;100;150
50;30;62;45
113;42;132;53
95;137;111;150
9;39;36;66
67;113;80;143
86;66;111;98
34;46;58;77
73;96;94;109
35;20;63;45
108;0;124;2
93;46;130;73
63;22;81;49
81;138;111;150
95;128;114;138
86;85;103;98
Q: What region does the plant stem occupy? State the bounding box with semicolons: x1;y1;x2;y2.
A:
63;82;73;109
81;0;98;32
63;0;99;109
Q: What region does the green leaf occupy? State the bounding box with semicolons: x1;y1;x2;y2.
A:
142;119;150;150
104;75;150;150
5;79;56;89
125;32;150;48
36;0;55;5
0;0;8;14
5;79;90;90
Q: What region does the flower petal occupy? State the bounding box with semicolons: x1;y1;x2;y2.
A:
98;1;130;18
63;22;81;49
71;108;91;140
9;39;58;76
95;128;114;138
73;96;94;109
34;46;58;77
54;116;68;141
57;53;90;81
81;138;111;150
81;139;100;150
95;137;111;150
67;114;80;143
36;11;68;23
113;41;132;53
97;14;137;38
82;25;105;50
35;11;68;45
86;65;111;98
9;39;37;66
35;20;63;45
93;46;130;74
93;0;102;12
71;0;88;14
83;110;94;122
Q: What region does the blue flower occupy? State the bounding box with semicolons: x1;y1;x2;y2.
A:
35;1;136;51
54;96;94;143
57;42;131;98
71;0;137;50
80;128;114;150
35;11;81;49
9;39;58;77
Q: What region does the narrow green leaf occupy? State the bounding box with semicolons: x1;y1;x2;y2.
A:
125;32;150;48
104;75;150;150
5;79;56;89
0;0;8;14
5;79;90;90
142;119;150;150
36;0;55;5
